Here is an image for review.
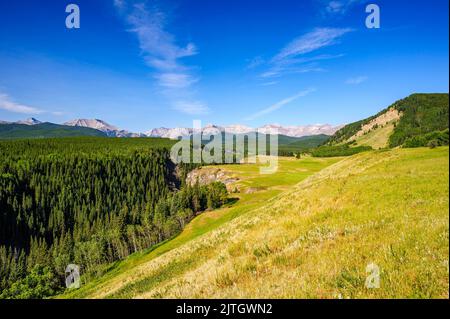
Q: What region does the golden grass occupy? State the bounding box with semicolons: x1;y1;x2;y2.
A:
61;156;340;298
65;147;449;299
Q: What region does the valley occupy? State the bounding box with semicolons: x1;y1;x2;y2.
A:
0;0;448;304
63;146;449;299
61;155;342;298
0;93;448;299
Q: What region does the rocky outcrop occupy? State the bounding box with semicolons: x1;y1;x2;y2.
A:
349;107;402;141
186;167;239;191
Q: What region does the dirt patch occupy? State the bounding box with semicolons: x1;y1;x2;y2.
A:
349;107;402;141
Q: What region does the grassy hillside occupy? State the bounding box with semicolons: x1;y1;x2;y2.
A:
327;93;449;148
0;123;107;139
64;147;448;298
60;156;342;298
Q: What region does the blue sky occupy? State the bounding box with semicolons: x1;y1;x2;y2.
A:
0;0;448;132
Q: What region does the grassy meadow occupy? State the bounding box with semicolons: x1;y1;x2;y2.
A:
61;155;341;298
62;146;449;299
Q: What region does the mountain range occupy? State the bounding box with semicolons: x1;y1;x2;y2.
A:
147;123;341;139
0;118;342;139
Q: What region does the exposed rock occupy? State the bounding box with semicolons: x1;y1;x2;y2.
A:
349;108;402;141
186;167;239;191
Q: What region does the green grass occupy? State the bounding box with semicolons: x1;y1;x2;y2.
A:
60;156;341;298
63;147;449;299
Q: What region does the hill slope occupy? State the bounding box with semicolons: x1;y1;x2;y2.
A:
61;156;341;298
0;123;107;138
328;93;449;148
64;147;449;298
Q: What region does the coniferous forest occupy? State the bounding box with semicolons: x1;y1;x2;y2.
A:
0;137;228;298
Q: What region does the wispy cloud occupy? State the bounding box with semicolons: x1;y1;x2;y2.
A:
173;101;209;115
246;88;316;120
155;73;199;89
260;28;351;79
273;28;352;62
324;0;364;15
115;0;209;114
246;56;265;70
346;76;368;84
260;64;326;79
123;2;197;84
261;81;278;86
113;0;126;10
0;93;43;114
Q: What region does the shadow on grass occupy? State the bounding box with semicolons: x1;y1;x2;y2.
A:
226;197;239;206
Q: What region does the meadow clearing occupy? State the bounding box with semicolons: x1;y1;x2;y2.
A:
62;155;341;298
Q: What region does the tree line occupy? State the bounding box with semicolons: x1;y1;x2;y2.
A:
0;137;228;298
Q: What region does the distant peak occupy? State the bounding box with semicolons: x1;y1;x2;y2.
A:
15;118;42;125
147;123;342;139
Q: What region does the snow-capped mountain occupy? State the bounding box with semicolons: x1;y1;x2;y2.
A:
64;119;118;136
258;124;341;137
146;123;342;139
15;118;42;125
223;124;254;134
1;117;342;139
147;127;193;139
64;119;144;137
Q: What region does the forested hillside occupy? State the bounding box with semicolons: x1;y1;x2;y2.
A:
0;123;107;139
278;134;330;156
388;94;449;147
327;93;449;147
0;138;228;298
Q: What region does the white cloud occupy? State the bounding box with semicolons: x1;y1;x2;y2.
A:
273;28;352;62
346;76;368;85
125;3;197;76
114;0;126;9
246;56;265;69
156;73;199;89
260;64;325;78
173;101;209;115
259;29;350;79
324;0;363;15
116;1;206;114
0;93;43;114
246;88;316;120
261;81;278;86
326;1;345;13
